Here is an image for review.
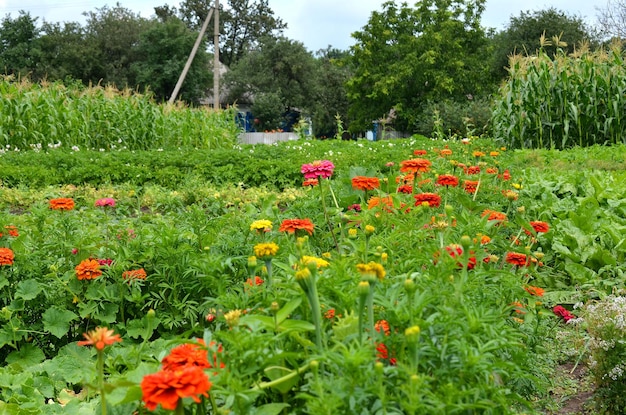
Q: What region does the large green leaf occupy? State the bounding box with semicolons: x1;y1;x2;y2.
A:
42;307;78;339
14;279;42;301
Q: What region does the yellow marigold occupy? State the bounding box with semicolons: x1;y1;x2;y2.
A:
250;219;273;232
356;262;386;281
253;242;279;259
301;255;329;268
224;309;242;327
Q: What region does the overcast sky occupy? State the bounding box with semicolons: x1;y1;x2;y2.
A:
0;0;605;52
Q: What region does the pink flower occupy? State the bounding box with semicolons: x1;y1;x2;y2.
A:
71;248;79;255
553;305;575;322
301;160;335;179
95;198;116;207
98;258;113;266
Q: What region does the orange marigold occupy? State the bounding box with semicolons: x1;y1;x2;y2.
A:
279;218;315;235
400;158;431;173
77;327;122;350
122;268;147;281
506;252;529;267
413;193;441;207
436;174;459;187
351;176;380;191
75;259;102;280
141;366;211;411
0;247;15;266
49;198;75;211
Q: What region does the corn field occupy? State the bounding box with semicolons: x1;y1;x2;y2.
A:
491;41;626;149
0;77;240;151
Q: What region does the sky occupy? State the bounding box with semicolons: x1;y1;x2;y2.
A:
0;0;605;52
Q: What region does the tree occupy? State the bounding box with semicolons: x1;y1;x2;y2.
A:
132;17;212;104
0;11;40;77
179;0;286;67
597;0;626;40
490;8;597;80
346;0;493;132
311;47;351;137
225;36;317;130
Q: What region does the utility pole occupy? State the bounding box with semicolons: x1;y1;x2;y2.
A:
168;5;216;105
213;0;220;109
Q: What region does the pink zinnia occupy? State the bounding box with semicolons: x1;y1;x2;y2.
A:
301;160;335;179
95;198;116;207
553;305;575;322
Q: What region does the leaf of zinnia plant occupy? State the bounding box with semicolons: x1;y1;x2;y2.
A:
42;307;78;339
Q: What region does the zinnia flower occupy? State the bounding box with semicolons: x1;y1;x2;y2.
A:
352;176;380;191
301;160;335;179
397;184;413;194
443;244;476;270
122;268;147;281
413;149;427;155
413;193;441;207
75;259;103;280
250;219;272;232
465;165;481;175
161;340;224;371
367;196;394;211
524;285;545;297
527;221;550;234
141;366;211;411
246;276;264;286
482;209;507;222
279;219;314;235
439;149;453;156
324;308;336;319
505;252;529;267
499;170;511;180
375;320;391;336
253;242;279;259
302;178;319;187
0;247;15;266
1;225;18;237
49;198;75;211
77;327;122;350
376;342;389;359
436;174;459;187
400;158;431;173
95;198;116;207
553;305;575;322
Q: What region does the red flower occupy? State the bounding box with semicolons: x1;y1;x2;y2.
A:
245;276;264;286
375;320;391;336
279;218;315;235
352;176;380;191
1;225;19;238
301;160;335;179
77;327;122;350
463;180;479;194
162;340;224;371
499;170;511;180
95;198;116;207
397;184;413;194
465;165;481;175
302;178;319;187
444;245;476;270
482;209;507;223
400;158;431;173
413;193;441;207
347;203;362;212
376;342;389;359
413;149;427;155
553;305;575;322
527;221;550;234
436;174;459;187
49;198;75;211
505;252;529;267
123;268;147;281
75;259;103;280
141;366;211;411
324;309;336;319
0;248;14;266
524;286;545;297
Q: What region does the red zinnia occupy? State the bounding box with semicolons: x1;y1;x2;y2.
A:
301;160;335;179
436;174;459;187
444;244;477;270
49;198;75;211
499;170;511;181
413;149;427;155
464;180;479;194
527;221;550;234
553;305;575;322
414;193;441;207
400;158;431;173
324;308;336;319
302;178;319;187
376;342;389;360
0;248;15;266
279;218;315;235
75;259;103;280
352;176;380;191
141;366;211;411
465;166;481;175
162;340;224;371
397;184;413;194
505;252;529;267
482;209;507;223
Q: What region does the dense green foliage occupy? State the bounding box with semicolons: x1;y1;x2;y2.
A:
491;42;626;149
0;77;239;151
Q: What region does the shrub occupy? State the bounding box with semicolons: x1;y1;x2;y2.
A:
413;98;493;138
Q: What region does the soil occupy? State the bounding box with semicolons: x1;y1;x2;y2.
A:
545;362;595;415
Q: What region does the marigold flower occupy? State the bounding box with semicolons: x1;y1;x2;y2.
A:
279;218;314;235
122;268;147;281
0;247;15;266
253;242;279;259
250;219;273;232
400;158;431;173
300;255;330;269
141;366;211;411
77;327;122;350
352;176;380;191
413;193;441;207
436;174;459;187
356;262;386;281
49;198;75;211
302;178;319;187
490;151;500;157
524;285;545;297
301;160;335;179
95;198;116;207
472;151;485;157
482;209;507;222
75;259;103;280
505;252;529;267
375;320;391;336
553;305;575;322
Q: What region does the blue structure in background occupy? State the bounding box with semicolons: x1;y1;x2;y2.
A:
235;109;303;133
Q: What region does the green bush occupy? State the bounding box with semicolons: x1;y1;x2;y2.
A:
413;98;493;138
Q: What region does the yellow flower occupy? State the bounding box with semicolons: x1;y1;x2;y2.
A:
250;219;273;232
295;268;311;281
253;242;279;259
322;252;331;259
301;255;329;268
490;151;500;156
224;309;243;327
365;225;375;235
356;262;386;281
348;228;358;238
512;183;523;190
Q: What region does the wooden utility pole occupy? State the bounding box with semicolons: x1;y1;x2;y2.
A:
168;6;215;104
213;0;220;109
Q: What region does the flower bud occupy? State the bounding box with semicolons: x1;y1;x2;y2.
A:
358;280;370;296
404;278;416;294
460;235;471;250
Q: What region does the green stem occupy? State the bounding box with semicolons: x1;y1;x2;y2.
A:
367;286;376;346
97;350;107;415
319;179;339;252
307;282;323;349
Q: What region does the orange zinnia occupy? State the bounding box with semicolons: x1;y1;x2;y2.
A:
2;225;19;237
524;285;545;297
279;218;315;235
413;149;427;155
463;180;479;194
367;196;394;211
436;174;459;187
77;327;122;350
75;259;103;280
506;252;529;267
413;193;441;207
465;165;481;175
122;268;147;281
400;158;431;173
49;198;75;211
375;320;391;336
397;184;413;194
439;149;453;156
302;178;319;187
0;247;15;266
141;366;211;411
352;176;380;191
162;340;224;371
482;209;507;222
529;221;550;234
